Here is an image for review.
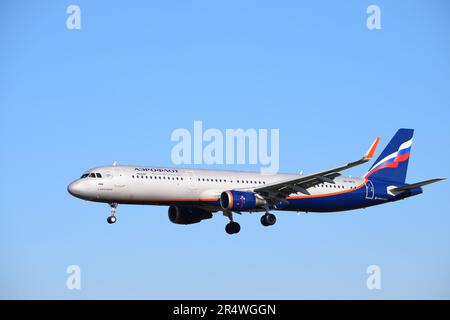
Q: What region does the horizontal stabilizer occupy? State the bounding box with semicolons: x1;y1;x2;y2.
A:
391;178;445;193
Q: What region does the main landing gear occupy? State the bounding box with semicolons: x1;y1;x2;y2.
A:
107;203;118;224
223;211;240;235
261;206;276;227
260;213;276;226
225;221;241;235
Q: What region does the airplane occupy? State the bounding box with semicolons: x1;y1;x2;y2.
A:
67;129;444;234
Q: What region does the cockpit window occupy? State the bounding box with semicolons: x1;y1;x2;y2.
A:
80;172;103;178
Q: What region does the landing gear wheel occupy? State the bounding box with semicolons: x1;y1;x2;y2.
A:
107;203;118;224
225;222;241;234
107;216;116;224
261;213;276;227
261;215;269;226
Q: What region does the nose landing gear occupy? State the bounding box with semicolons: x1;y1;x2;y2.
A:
107;203;118;224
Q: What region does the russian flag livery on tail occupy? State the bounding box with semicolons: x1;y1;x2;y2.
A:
68;128;445;235
364;128;413;183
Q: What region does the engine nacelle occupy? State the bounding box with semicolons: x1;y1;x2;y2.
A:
220;190;266;211
168;206;213;225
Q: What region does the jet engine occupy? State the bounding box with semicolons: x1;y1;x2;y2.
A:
220;190;266;211
168;206;213;225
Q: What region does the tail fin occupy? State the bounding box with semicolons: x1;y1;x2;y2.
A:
364;129;414;183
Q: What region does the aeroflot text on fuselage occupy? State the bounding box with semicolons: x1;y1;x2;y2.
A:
135;168;179;173
67;129;444;235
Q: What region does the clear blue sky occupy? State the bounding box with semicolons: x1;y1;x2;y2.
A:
1;0;449;299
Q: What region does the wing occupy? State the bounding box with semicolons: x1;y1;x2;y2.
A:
253;137;380;204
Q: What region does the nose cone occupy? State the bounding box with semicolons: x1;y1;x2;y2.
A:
67;181;84;198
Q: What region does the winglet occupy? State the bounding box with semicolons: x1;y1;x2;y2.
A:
364;137;380;160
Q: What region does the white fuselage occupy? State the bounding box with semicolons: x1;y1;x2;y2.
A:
68;165;364;211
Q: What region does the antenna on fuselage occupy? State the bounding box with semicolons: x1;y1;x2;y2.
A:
113;161;117;167
299;170;303;175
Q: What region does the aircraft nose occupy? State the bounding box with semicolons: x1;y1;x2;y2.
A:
67;181;83;197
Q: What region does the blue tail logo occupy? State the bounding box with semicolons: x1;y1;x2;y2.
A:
364;129;414;183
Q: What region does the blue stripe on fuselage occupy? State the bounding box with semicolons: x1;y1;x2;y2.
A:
281;185;384;212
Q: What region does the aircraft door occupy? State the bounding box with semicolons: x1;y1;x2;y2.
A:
185;170;197;191
365;180;375;199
